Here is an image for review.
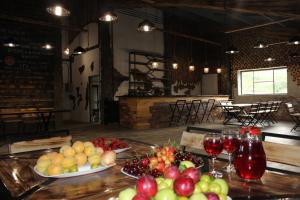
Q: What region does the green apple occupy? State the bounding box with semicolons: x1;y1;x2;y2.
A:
189;193;208;200
193;182;202;194
209;183;222;194
200;175;213;184
156;177;165;185
179;161;195;171
198;181;210;193
119;188;136;200
218;193;227;200
154;188;177;200
212;179;229;195
158;181;169;190
164;179;174;189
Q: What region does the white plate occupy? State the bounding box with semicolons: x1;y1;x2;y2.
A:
34;163;116;178
114;147;131;154
121;167;139;179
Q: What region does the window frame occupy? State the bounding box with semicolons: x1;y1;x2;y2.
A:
238;66;288;96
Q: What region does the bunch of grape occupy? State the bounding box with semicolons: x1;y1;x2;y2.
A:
174;151;203;167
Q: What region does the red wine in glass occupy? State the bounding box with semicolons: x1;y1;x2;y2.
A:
203;133;223;178
223;137;239;153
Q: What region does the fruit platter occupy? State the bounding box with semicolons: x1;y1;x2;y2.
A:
118;163;231;200
122;146;204;178
92;137;130;153
34;141;116;178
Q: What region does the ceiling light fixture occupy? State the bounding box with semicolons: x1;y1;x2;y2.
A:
64;48;70;55
152;61;159;68
46;1;70;17
189;65;195;72
217;68;222;74
254;42;267;49
42;43;53;50
264;57;275;62
3;38;19;47
137;20;155;32
204;67;209;73
225;45;239;54
73;46;86;55
99;11;118;22
172;62;178;70
288;36;300;45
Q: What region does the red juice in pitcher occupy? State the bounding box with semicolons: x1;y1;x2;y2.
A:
234;127;266;180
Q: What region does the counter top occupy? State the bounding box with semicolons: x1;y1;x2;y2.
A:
119;95;230;99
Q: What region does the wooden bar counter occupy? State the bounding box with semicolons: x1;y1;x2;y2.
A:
119;95;229;129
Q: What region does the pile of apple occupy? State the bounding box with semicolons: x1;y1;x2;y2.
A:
119;161;229;200
35;141;116;176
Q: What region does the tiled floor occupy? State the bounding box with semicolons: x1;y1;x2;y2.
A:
0;120;299;154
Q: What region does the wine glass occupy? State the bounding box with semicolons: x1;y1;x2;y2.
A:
222;129;240;172
203;133;224;178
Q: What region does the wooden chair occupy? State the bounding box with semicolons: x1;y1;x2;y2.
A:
169;100;187;126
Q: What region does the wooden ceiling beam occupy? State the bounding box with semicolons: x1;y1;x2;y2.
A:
141;0;300;18
225;17;299;33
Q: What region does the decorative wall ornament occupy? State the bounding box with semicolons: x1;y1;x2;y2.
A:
79;65;85;74
90;62;94;71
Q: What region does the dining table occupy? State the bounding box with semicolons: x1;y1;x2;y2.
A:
0;138;299;200
0;109;71;131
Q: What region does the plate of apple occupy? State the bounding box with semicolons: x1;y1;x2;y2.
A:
118;161;231;200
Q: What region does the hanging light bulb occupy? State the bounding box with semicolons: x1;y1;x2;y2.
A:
254;42;267;49
264;57;275;62
172;62;178;70
152;61;159;68
288;36;300;45
46;1;70;17
189;65;195;71
99;11;118;22
225;45;239;54
42;43;53;50
73;46;86;55
217;68;222;74
64;48;70;55
204;67;209;73
137;20;155;32
3;38;19;47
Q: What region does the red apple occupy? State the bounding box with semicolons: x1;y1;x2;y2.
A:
136;175;158;197
182;167;200;184
174;176;195;197
205;192;220;200
132;193;151;200
164;166;181;180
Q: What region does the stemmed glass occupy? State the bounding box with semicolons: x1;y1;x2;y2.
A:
222;129;240;172
203;133;224;178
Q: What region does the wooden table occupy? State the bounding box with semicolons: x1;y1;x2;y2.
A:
0;139;299;200
217;104;255;125
0;109;70;131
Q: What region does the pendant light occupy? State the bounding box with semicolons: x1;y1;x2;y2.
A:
42;43;53;50
254;41;267;49
288;36;300;45
217;68;222;73
73;32;86;55
264;57;275;62
225;45;239;54
99;10;118;22
137;20;155;32
46;0;70;17
3;38;19;47
203;44;209;73
189;65;195;71
151;59;159;68
188;39;195;72
172;35;179;69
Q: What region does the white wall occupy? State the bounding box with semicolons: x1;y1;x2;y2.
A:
113;9;164;99
62;23;100;122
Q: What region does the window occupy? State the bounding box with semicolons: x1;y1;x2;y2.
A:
238;67;287;95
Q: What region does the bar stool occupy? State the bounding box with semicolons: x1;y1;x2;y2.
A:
169;100;186;126
202;99;215;123
185;100;202;125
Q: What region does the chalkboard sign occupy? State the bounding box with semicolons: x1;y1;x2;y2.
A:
0;20;60;109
